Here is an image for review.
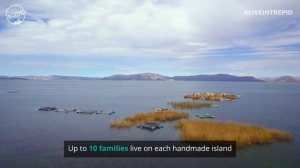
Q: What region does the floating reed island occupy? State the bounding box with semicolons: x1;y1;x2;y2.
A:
184;92;239;101
170;101;213;109
38;107;116;115
110;110;189;128
177;120;293;148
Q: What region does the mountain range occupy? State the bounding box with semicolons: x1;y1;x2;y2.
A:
173;74;263;82
101;73;171;81
261;76;300;83
1;73;299;82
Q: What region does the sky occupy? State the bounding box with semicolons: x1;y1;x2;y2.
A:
0;0;300;77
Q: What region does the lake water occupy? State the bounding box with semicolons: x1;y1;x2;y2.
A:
0;80;299;168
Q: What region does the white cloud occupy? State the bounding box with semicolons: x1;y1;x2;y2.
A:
13;61;100;69
0;0;298;56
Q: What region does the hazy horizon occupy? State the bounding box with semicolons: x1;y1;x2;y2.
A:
1;72;299;78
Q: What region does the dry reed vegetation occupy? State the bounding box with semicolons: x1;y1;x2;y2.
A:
170;101;212;109
184;92;239;101
111;110;189;128
177;120;292;148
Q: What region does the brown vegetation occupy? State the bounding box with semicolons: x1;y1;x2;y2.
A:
177;120;292;148
184;92;239;101
111;110;189;128
170;101;212;109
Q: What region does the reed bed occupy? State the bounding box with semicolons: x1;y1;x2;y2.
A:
170;101;212;109
184;92;239;101
111;110;189;128
177;120;292;148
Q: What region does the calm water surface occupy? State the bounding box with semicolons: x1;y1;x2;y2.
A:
0;80;299;168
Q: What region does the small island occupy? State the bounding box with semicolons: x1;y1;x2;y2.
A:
38;106;116;115
184;92;239;101
177;120;292;148
110;110;189;128
170;101;213;109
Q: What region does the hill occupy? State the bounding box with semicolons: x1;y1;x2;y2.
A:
173;74;263;82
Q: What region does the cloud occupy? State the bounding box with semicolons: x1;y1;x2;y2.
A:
222;58;300;77
12;61;100;69
0;0;299;76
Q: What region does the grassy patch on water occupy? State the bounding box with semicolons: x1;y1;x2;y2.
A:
184;92;239;101
170;101;212;109
111;110;189;128
177;120;292;148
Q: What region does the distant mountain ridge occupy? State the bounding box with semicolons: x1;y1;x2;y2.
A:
0;75;102;80
1;73;299;82
261;76;300;83
101;73;170;81
173;74;263;82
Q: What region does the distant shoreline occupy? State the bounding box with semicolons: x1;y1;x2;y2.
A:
1;73;299;82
